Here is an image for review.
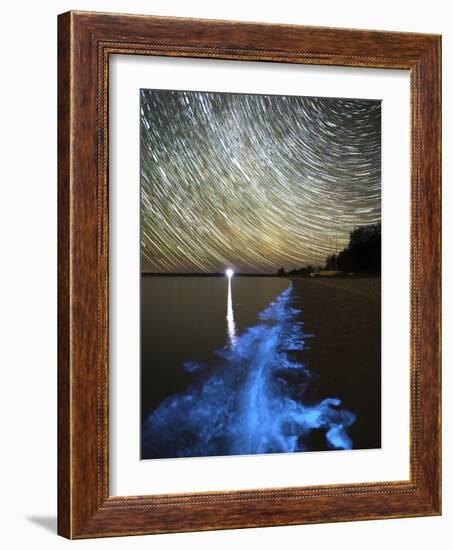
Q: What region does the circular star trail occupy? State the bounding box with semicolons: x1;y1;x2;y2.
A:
140;89;381;273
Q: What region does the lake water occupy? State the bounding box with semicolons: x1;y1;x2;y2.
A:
141;276;355;459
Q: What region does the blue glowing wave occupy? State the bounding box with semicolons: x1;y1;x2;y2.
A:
143;283;355;458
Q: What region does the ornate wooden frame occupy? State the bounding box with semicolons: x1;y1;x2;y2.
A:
58;11;441;539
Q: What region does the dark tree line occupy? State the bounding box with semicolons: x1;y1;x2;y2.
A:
277;265;320;277
276;223;381;276
325;223;381;274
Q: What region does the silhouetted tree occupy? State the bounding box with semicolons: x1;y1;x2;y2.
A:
325;223;381;273
324;254;337;270
287;265;316;277
277;267;286;276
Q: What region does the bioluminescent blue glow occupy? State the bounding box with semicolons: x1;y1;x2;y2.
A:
142;284;356;458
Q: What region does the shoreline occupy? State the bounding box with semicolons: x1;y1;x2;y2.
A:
289;277;381;450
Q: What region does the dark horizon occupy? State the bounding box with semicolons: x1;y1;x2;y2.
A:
141;271;288;277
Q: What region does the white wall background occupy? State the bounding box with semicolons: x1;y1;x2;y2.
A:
0;1;449;548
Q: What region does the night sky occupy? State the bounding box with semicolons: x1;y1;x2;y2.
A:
140;89;381;273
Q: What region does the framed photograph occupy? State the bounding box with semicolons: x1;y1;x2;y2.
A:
58;11;441;538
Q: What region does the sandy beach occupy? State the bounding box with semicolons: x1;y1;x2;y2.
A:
290;277;381;450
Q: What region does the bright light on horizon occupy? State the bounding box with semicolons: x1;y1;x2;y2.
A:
225;269;234;279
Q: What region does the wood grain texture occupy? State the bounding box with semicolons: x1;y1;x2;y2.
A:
57;10;441;539
57;11;72;538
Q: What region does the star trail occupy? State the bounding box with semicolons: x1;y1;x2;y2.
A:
140;89;381;273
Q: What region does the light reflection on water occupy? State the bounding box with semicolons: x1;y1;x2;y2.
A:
142;282;355;459
226;277;237;348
